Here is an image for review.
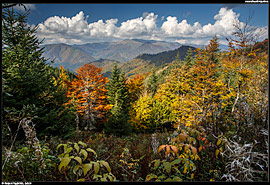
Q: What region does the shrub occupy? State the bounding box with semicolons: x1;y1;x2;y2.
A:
56;141;116;181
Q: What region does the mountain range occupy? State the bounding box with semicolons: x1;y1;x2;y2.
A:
72;39;181;62
42;39;181;71
120;45;196;77
41;39;196;77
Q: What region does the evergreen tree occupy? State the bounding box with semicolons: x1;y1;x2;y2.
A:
2;8;52;108
2;7;74;137
184;47;195;68
107;62;121;105
174;51;185;67
146;67;159;97
105;63;131;136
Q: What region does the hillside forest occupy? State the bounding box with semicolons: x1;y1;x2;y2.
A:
2;5;269;182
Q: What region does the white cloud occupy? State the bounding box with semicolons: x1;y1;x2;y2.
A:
161;7;240;39
117;12;158;37
36;8;267;45
161;16;202;36
38;11;89;35
88;18;118;37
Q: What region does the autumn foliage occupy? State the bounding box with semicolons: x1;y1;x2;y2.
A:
2;5;268;181
65;64;111;129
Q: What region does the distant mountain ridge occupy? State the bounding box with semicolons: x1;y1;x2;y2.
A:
72;39;181;62
119;45;197;77
42;39;181;72
135;45;196;66
42;43;96;71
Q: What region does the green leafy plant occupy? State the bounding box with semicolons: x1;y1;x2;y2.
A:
57;141;116;181
2;144;58;181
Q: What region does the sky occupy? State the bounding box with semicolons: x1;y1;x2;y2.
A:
14;3;268;46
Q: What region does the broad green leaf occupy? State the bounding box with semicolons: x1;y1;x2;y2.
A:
58;153;65;160
165;178;173;181
77;178;85;181
57;144;67;152
64;153;70;157
171;158;182;165
93;162;100;174
80;149;88;161
217;139;221;146
86;148;97;157
100;177;107;181
153;159;160;170
215;149;219;157
58;156;71;171
74;143;80;153
172;176;182;181
146;174;157;181
78;141;87;148
100;160;111;173
163;162;171;173
56;144;63;151
74;156;82;164
83;163;93;176
66;147;73;154
73;164;81;174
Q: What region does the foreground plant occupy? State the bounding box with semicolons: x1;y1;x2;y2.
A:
57;141;116;181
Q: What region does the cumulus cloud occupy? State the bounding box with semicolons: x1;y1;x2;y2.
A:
117;12;158;37
88;18;118;37
36;8;267;45
161;7;240;39
38;11;89;35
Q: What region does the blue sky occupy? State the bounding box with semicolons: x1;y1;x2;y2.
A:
15;3;268;45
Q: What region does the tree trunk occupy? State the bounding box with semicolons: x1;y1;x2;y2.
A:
75;113;80;138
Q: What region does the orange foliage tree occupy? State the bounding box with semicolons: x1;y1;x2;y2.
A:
126;74;145;103
65;64;111;130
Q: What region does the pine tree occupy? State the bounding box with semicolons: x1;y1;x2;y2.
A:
146;67;159;97
2;8;53;108
2;6;62;136
107;62;121;105
105;63;131;136
174;51;185;67
184;47;195;68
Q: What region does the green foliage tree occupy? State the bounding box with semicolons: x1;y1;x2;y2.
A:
2;6;74;137
146;67;159;97
105;63;131;136
2;8;51;109
184;47;195;68
2;7;49;133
